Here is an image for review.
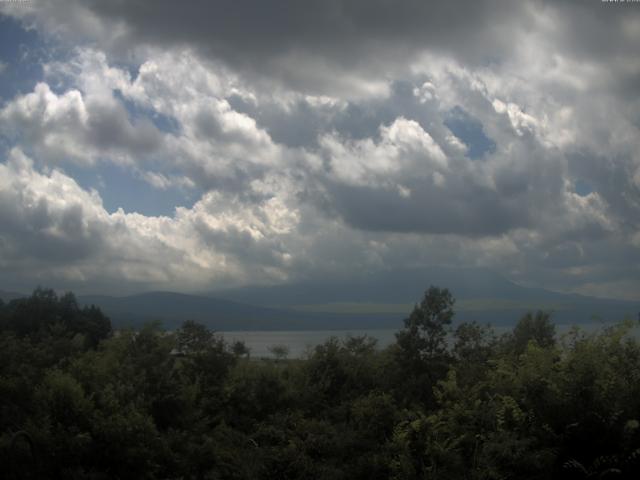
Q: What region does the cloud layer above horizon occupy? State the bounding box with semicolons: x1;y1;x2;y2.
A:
1;0;639;299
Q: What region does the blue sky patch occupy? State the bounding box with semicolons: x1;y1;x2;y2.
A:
0;14;48;103
113;89;181;135
444;106;496;159
574;179;593;197
64;162;198;217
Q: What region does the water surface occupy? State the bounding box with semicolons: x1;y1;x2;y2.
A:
220;322;634;358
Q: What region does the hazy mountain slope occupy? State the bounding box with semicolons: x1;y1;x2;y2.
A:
213;267;556;305
79;292;297;330
82;288;627;331
77;291;408;330
0;290;26;303
3;266;638;330
213;266;640;326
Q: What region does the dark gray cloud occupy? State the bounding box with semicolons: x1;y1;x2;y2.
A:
324;180;528;235
97;2;520;55
18;0;531;95
310;126;573;238
65;0;638;99
542;0;640;73
85;99;162;155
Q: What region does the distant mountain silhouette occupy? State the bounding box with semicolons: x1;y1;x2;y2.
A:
213;266;640;326
77;291;404;330
2;267;638;330
78;292;297;330
212;266;589;304
0;290;25;303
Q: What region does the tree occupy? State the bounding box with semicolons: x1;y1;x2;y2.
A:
510;310;555;354
79;304;112;348
268;344;290;362
453;321;496;386
392;286;455;407
2;289;111;348
232;340;250;358
397;286;455;360
174;321;235;419
175;320;216;355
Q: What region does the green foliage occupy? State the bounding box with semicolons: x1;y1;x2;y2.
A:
2;286;640;479
392;286;456;407
0;287;111;348
399;286;455;360
509;310;556;354
268;344;290;361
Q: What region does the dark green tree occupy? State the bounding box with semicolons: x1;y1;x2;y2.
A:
452;321;496;386
176;319;216;355
232;340;250;358
510;310;555;354
396;286;455;360
392;286;455;407
2;288;111;348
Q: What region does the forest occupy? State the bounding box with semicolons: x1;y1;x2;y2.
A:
1;287;640;479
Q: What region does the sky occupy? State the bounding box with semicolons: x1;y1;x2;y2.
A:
0;0;639;300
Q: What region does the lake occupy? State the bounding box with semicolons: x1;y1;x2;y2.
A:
219;322;632;358
219;329;398;358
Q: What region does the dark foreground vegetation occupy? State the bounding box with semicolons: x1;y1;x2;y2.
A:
2;287;640;479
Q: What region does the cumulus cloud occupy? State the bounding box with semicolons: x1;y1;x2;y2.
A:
0;81;164;165
1;48;287;195
0;149;302;293
0;1;639;298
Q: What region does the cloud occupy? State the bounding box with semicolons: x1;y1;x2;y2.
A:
5;0;530;96
0;2;639;298
1;48;286;194
0;149;301;293
0;81;164;166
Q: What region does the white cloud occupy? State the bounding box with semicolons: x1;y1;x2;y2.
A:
0;149;302;292
0;81;164;166
319;117;447;188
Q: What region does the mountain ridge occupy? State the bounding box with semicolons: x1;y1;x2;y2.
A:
2;267;638;330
